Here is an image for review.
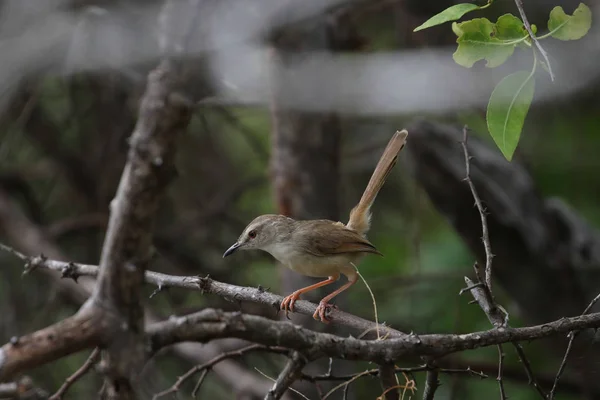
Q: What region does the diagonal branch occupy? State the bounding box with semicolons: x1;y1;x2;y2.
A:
514;0;554;81
8;250;401;337
265;352;307;400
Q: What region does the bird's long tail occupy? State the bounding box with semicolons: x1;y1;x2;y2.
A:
347;130;408;236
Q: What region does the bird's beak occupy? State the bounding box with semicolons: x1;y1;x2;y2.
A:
223;242;241;258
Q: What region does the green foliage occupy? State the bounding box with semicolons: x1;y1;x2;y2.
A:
486;70;535;160
413;3;481;32
452;15;528;68
415;2;592;161
547;3;592;40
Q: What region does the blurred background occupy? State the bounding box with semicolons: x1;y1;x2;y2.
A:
1;0;600;399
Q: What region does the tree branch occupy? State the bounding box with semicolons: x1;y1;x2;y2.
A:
147;308;600;364
8;251;400;337
422;369;439;400
378;363;399;400
0;308;102;381
0;194;283;398
265;352;307;400
49;348;100;400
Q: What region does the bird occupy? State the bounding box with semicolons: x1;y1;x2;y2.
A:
223;130;408;322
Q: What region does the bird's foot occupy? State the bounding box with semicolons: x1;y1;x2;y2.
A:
313;301;338;323
280;292;301;319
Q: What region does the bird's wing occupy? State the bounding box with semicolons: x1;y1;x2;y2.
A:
298;220;383;257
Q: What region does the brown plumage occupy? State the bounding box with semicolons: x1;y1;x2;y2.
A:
223;130;408;322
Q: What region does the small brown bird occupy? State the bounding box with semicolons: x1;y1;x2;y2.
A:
223;130;408;322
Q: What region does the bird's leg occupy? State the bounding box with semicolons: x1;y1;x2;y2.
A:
314;272;358;323
280;275;339;319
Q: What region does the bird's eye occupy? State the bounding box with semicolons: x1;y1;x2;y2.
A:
248;230;257;239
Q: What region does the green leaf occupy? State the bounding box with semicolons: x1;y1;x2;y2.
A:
414;3;480;32
495;14;527;39
487;71;535;161
453;17;525;68
547;3;592;40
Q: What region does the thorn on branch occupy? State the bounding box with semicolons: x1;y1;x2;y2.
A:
23;253;47;275
149;283;165;299
61;262;80;283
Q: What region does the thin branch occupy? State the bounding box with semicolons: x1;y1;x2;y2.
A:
4;246;400;337
461;126;546;399
461;126;494;297
302;365;487;382
497;345;507;400
152;344;288;399
49;348;100;400
422;369;439;400
265;351;307;400
514;0;554;81
378;363;399;400
513;341;547;399
550;292;600;399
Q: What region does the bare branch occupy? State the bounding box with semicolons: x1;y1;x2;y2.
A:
152;344;287;399
0;376;47;400
0;197;279;398
497;345;507;400
422;369;439;400
302;365;487;382
514;0;554;81
265;352;307;400
461;126;546;399
49;348;100;400
0;309;102;381
4;248;400;337
147;308;600;364
378;363;399;400
461;127;494;298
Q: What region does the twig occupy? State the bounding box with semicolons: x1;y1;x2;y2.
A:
255;368;310;400
265;351;307;400
302;365;487;382
422;369;439;400
513;0;554;81
461;126;494;297
49;348;100;400
191;369;209;397
461;126;547;399
152;345;287;399
497;345;507;400
378;363;399;400
550;293;600;399
513;342;547;399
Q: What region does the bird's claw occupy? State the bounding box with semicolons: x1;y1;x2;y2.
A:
280;292;300;319
313;301;337;323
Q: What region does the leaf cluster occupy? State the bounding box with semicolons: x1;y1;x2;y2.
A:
414;2;592;160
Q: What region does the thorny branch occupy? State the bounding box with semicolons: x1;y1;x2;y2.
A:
460;126;546;399
497;345;507;400
8;247;398;338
